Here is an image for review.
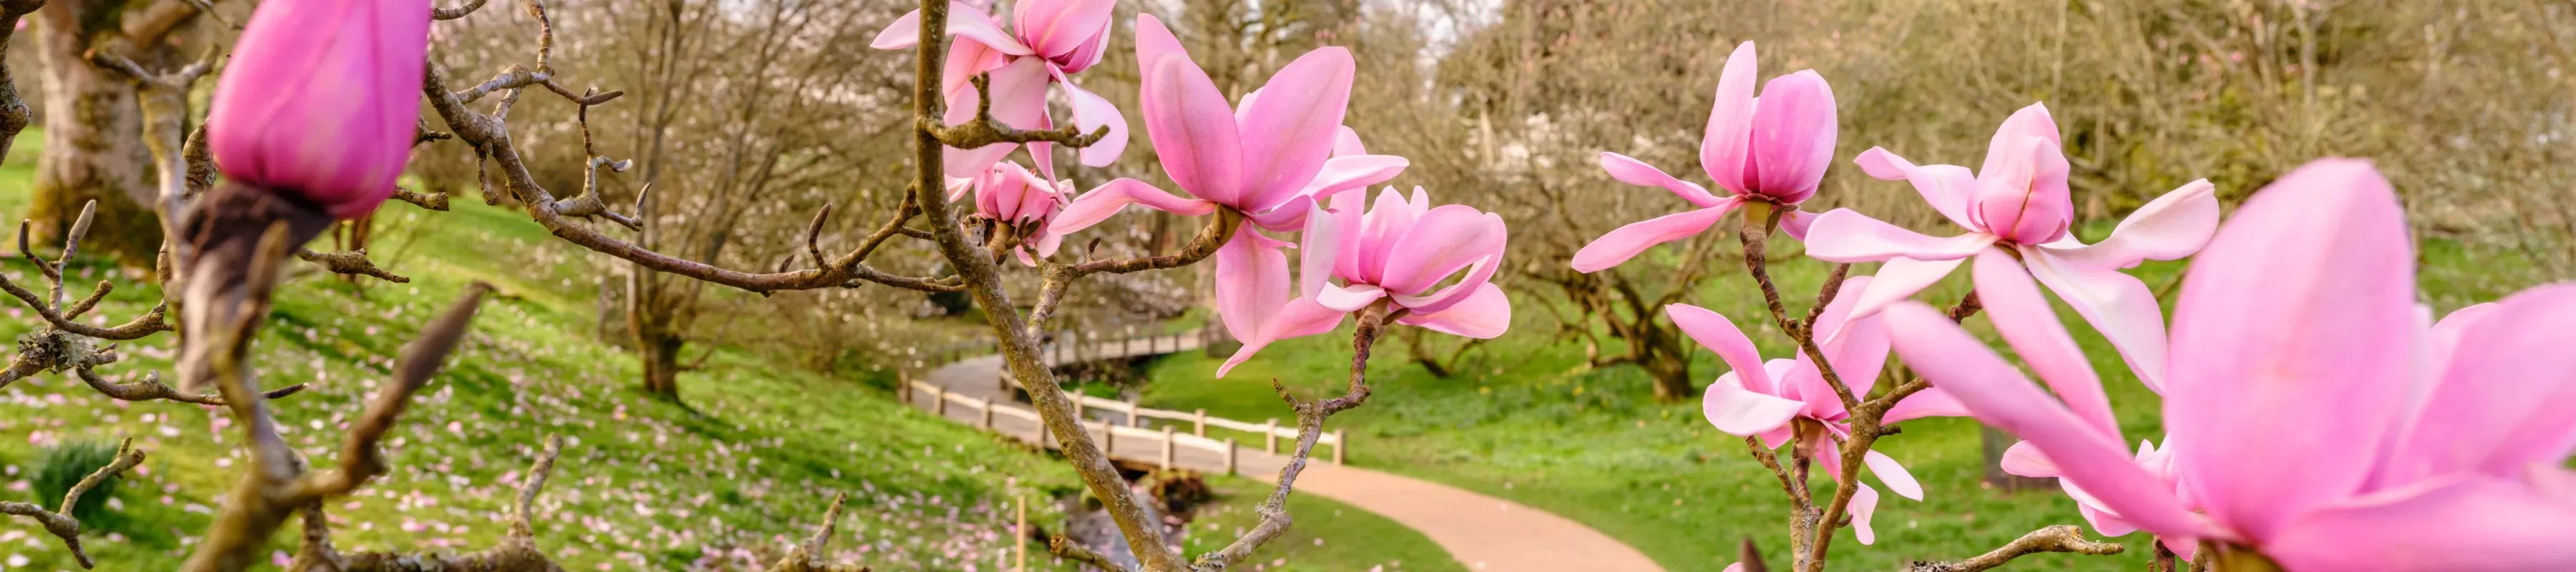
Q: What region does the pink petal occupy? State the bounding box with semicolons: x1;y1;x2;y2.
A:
1885;302;2215;541
2000;440;2061;478
940;37;1008;99
1571;202;1740;273
1219;297;1351;377
1013;0;1113;58
1779;208;1818;242
1382;205;1507;299
1853;147;1979;229
942;58;1051;176
1845;256;1968;322
1700;41;1760;194
1979;102;2064;177
2264;475;2576;572
1601;152;1723;208
1332;126;1367;155
1971;133;2073;245
2038;179;2220;269
209;0;430;218
1973;250;2119;437
1058;79;1130;167
2023;249;2171;394
869;10;925;49
2080;503;2140;538
1884;387;1968;424
1048;178;1220;235
1293;154;1410;205
1745;70;1835;203
1235;47;1356;212
1865;450;1923;501
1667;303;1776;393
1214;225;1294;347
1722;564;1744;572
1134;14;1244;205
1315;284;1385;312
2165;159;2416;542
1848;483;1883;545
1395;284;1510;338
868;4;1033;54
1345;187;1419;283
1296;199;1344;298
1703;373;1805;436
1245;194;1317;232
1803;275;1889;400
2384;284;2576;482
1802;209;1999;263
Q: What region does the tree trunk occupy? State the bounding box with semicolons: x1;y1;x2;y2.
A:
1643;348;1696;402
638;329;683;400
29;1;163;267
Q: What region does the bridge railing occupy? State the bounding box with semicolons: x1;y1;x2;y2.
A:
994;367;1347;465
907;379;1324;474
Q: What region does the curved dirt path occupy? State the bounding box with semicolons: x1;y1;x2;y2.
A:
904;337;1664;572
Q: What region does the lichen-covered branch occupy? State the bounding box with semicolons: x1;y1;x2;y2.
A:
762;493;873;572
1191;303;1394;571
296;249;411;283
0;438;143;568
1906;526;2123;572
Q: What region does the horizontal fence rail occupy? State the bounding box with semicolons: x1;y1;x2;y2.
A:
902;324;1352;472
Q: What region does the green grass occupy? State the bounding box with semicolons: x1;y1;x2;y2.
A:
1141;221;2560;571
0;128;1448;571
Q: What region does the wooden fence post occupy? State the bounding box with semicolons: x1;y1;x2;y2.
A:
1159;425;1175;470
933;386;948;416
1223;438;1239;476
1264;419;1279;453
1193;408;1207;437
1096;421;1113;456
978;398;995;430
1015;495;1028;572
1333;429;1347;465
1072;388;1086;420
1124;402;1140;427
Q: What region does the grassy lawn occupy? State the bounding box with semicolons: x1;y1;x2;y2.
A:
0;128;1448;571
1143;220;2557;571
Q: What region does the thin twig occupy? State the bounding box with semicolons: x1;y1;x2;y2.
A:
1906;526;2123;571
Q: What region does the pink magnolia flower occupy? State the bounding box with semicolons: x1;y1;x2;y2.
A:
206;0;431;219
1047;14;1407;236
872;0;1130;177
1572;41;1837;272
950;161;1068;266
1041;14;1405;350
1217;187;1511;375
1805;103;2219;391
1670;277;1923;545
1885;159;2576;571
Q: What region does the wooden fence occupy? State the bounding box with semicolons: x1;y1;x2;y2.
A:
904;323;1352;473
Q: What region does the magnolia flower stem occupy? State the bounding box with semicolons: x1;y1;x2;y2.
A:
1739;205;1861;410
1028;210;1241;335
905;2;1181;568
927;73;1112;149
1199;302;1392;571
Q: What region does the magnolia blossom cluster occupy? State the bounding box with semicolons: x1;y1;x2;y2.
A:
1034;13;1512;372
1579;40;2574;571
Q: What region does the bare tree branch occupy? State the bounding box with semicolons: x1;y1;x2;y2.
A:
1907;526;2124;572
0;438;143;568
